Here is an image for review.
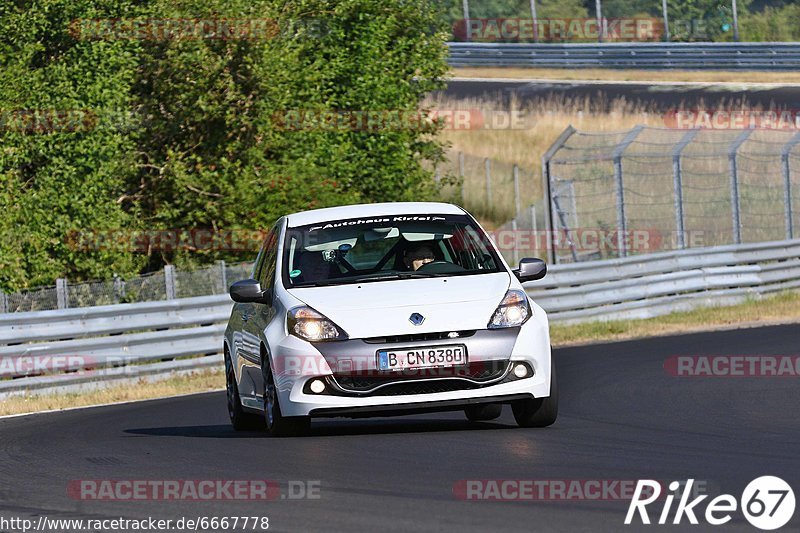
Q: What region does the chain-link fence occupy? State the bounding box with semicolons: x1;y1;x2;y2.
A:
543;126;800;263
438;152;542;224
0;261;254;314
436;151;546;265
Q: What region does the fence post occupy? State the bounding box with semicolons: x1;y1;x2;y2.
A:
458;151;465;206
513;164;521;219
164;265;176;299
56;278;68;309
672;129;699;249
218;259;228;294
530;205;538;255
0;290;7;314
511;218;520;265
612;126;644;258
113;275;126;303
728;129;752;245
781;132;800;240
541;126;576;264
484;158;492;207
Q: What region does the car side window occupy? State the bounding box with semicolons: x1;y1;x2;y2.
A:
257;222;281;292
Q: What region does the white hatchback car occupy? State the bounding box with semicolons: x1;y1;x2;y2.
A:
224;202;556;436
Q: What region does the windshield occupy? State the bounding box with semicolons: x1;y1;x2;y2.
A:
282;213;503;288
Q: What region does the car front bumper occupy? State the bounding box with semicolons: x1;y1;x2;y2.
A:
269;310;552;418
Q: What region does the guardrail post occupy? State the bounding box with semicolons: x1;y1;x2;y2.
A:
672;129;699;249
781;132;800;240
56;278;68;309
484;158;492;207
218;260;228;294
541;126;576;264
164;265;176;299
612;126;644;258
513;164;521;219
728;129;752;245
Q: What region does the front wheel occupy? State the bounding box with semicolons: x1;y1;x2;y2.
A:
262;355;310;437
512;364;558;428
226;354;264;431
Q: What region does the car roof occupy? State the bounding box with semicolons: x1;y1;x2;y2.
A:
285;202;466;227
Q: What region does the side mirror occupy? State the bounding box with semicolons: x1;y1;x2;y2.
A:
229;278;269;304
513;258;547;282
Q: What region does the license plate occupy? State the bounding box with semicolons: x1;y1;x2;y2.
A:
377;344;467;371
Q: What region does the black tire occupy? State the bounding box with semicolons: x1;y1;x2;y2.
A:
262;355;311;437
225;353;264;431
464;403;503;422
512;363;558;428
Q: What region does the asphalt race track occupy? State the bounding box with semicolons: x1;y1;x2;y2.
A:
443;79;800;112
1;323;798;532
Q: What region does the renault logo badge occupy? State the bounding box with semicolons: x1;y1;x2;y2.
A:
409;313;425;326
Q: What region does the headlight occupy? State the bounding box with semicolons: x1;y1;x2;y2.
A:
287;306;348;342
487;289;531;329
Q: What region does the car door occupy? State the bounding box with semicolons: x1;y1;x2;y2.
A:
237;221;282;408
230;244;265;379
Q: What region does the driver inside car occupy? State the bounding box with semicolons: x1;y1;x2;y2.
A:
403;243;436;271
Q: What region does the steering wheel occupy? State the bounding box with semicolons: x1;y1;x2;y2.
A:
417;260;466;274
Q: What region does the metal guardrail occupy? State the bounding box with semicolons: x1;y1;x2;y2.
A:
526;239;800;322
1;238;798;397
447;42;800;70
0;294;231;398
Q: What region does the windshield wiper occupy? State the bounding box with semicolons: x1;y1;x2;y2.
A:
350;272;443;283
291;272;444;288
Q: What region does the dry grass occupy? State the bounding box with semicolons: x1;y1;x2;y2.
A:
0;368;223;417
452;67;800;84
427;93;659;225
550;291;800;346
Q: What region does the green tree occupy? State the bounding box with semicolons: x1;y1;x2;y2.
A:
132;0;450;271
0;0;451;288
0;0;146;290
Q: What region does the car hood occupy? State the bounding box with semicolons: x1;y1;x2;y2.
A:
287;272;511;339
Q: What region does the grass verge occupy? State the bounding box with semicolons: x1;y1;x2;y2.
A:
2;291;798;417
550;291;800;346
451;67;800;84
0;368;223;418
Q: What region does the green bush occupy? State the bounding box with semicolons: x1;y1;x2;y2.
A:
0;0;450;290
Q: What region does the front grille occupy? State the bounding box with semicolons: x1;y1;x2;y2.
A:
368;379;476;396
363;330;476;344
329;360;510;395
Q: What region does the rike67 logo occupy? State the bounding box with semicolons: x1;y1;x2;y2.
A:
626;477;795;530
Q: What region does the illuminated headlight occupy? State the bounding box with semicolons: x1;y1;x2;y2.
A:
287;306;348;342
487;289;532;329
